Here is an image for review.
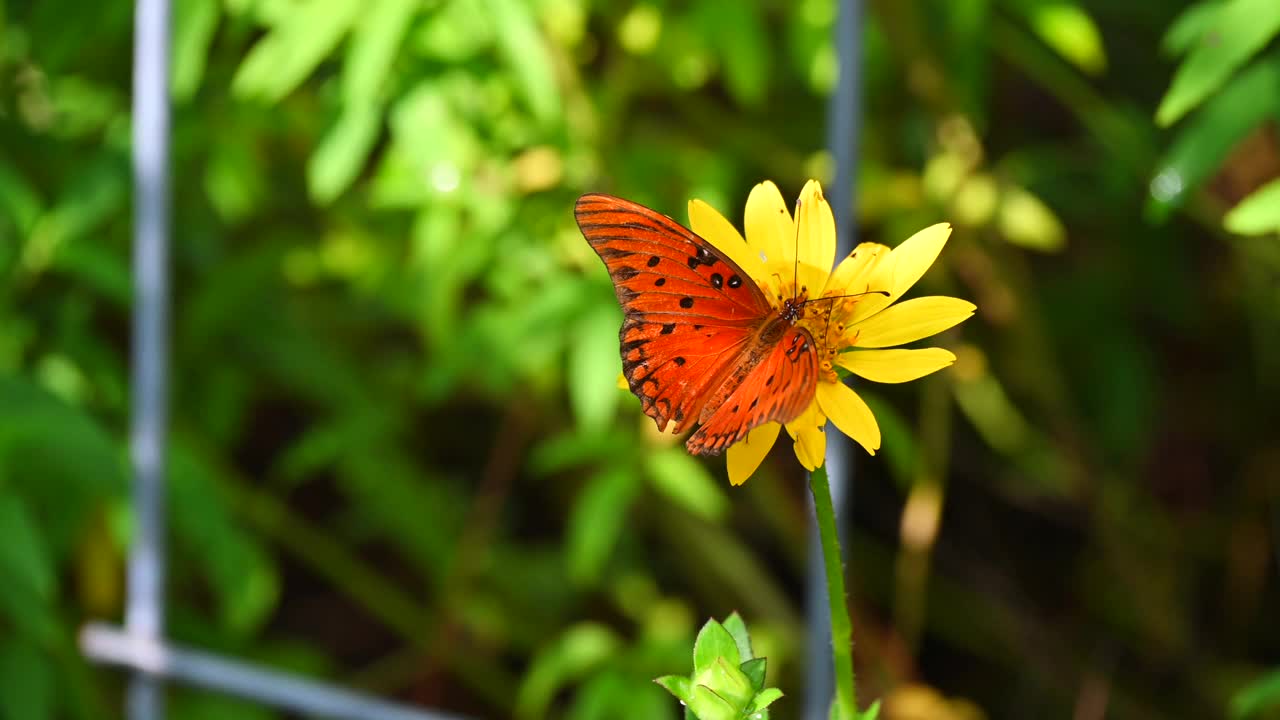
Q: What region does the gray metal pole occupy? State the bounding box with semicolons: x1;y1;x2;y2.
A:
83;625;470;720
127;0;172;716
806;0;862;716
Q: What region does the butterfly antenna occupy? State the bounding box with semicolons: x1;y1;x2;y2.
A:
792;203;802;300
798;288;889;309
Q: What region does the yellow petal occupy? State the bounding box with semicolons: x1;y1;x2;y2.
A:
616;371;629;390
823;242;894;321
837;348;956;383
815;381;880;455
888;223;951;301
785;401;827;471
744;181;793;268
794;180;835;298
825;242;890;294
850;296;976;348
726;421;781;486
688;199;768;285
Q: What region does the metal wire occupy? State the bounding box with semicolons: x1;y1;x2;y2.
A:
112;2;473;718
84;625;469;720
127;0;172;716
805;0;863;716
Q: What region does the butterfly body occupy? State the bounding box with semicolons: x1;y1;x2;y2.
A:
575;193;819;456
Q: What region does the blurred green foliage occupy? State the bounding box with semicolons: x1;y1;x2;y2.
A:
1;0;1278;718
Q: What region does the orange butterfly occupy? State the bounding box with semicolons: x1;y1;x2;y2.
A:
575;193;821;456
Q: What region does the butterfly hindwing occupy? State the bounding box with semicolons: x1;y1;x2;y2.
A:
575;194;776;434
685;325;819;455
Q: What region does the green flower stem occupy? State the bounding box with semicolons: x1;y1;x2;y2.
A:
809;465;858;720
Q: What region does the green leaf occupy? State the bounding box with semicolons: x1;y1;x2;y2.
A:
1023;1;1107;74
739;657;766;691
171;0;220;101
568;303;623;430
307;105;382;204
700;657;754;710
483;0;561;125
1224;178;1280;235
692;619;740;674
0;162;43;236
0;496;54;602
749;687;783;712
997;186;1066;251
644;448;729;521
698;0;769;106
1155;0;1280;125
571;673;673;720
515;623;620;720
169;445;280;636
688;685;737;720
342;0;419;104
1148;53;1280;217
655;674;694;703
413;0;493;61
0;638;54;720
721;612;754;662
1161;1;1223;57
0;498;59;645
857;700;882;720
566;468;640;585
1232;668;1280;718
231;0;362;102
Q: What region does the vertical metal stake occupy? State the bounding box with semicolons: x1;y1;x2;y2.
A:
806;0;862;717
128;0;172;717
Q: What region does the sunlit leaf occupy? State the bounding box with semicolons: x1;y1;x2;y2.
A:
1021;0;1107;74
308;105;382;204
231;0;361;102
1147;53;1280;218
1224;178;1280;235
656;674;694;703
484;0;561;125
342;0;418;104
1161;1;1223;57
568;303;623;430
171;0;220;101
1155;0;1280;125
413;0;494;61
997;186;1066;251
721;611;754;662
693;618;740;673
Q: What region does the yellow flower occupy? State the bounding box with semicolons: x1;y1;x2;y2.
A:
688;180;975;485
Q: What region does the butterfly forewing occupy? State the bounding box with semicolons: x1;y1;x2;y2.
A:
576;194;776;434
576;193;819;455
